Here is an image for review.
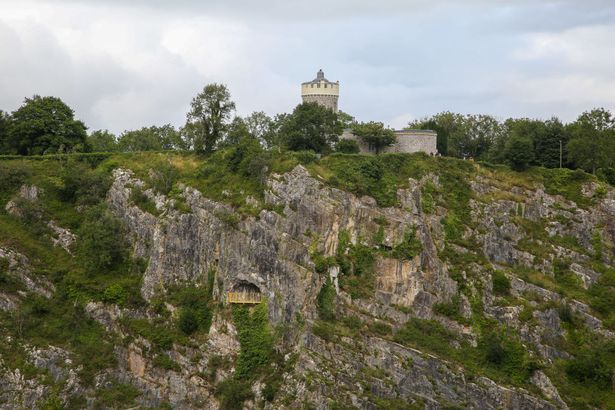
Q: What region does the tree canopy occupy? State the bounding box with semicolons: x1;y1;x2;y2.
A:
351;121;396;154
279;103;342;153
185;83;236;153
117;124;183;152
5;96;87;155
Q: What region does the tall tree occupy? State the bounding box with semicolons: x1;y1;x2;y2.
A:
6;96;87;155
185;83;236;153
567;108;615;174
351;121;397;154
280;103;342;153
505;135;535;171
408;111;465;156
244;111;275;148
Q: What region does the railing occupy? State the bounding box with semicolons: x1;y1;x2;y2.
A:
227;291;262;304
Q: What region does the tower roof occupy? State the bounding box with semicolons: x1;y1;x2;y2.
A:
302;69;336;85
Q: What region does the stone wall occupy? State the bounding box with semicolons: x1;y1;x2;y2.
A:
340;129;438;155
301;94;339;112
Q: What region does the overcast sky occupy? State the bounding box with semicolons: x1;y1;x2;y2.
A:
1;0;615;134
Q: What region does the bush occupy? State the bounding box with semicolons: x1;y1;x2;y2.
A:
492;271;511;295
565;346;612;388
76;204;128;274
178;308;199;335
393;318;455;357
216;379;253;410
335;139;360;154
391;228;422;260
317;277;336;321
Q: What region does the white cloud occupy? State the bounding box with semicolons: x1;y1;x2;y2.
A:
0;0;614;134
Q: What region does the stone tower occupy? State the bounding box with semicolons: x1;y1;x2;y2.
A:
301;69;339;113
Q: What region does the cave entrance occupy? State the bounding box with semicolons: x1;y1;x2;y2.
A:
227;281;261;304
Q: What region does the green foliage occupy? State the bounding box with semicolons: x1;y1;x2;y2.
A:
5;95;87;155
492;271;511;296
478;330;533;384
394;318;456;357
504;135;534;171
351;121;396;154
338;244;376;300
216;378;254;410
153;354;182;371
95;381;140;408
185;83;236;153
565;342;614;388
129;186;160;216
280;102;342;153
369;321;392;336
334;138;360;154
87;130;118;152
168;276;216;335
76;204;128;274
538;167;594;208
317;277;336;321
433;295;464;322
118;124;183;152
58;159;111;207
232;303;274;379
391;228;422;260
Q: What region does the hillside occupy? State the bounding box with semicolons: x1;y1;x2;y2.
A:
0;151;614;409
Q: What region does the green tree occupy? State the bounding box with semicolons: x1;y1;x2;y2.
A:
338;110;356;128
77;205;128;273
0;110;10;154
567;108;615;174
335;138;360;154
6;95;87;155
185;83;236;153
408;111;465;156
280;102;342;153
117;124;182;152
535;118;567;168
505;134;534;171
244;111;275;148
351;121;396;154
87;130;118;152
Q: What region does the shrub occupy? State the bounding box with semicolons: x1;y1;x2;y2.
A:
129;187;160;216
335;139;360;154
565;346;612;388
216;379;253;410
393;318;455;357
492;271;511;296
317;277;336;321
369;321;392;336
293;150;319;164
391;228;422;260
178;308;199;335
76;204;128;274
153;354;181;371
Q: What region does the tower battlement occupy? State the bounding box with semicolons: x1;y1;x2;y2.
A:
301;69;339;112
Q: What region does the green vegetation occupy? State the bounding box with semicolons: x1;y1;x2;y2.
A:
317;277;337;321
492;271;511;296
350;121;396;154
216;302;277;409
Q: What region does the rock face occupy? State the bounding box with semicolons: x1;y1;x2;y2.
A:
2;161;614;409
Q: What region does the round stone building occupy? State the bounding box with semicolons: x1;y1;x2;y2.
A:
301;69;339;113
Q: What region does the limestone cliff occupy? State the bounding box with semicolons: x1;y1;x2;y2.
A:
0;153;614;409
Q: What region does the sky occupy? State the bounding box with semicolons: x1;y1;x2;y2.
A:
1;0;615;134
